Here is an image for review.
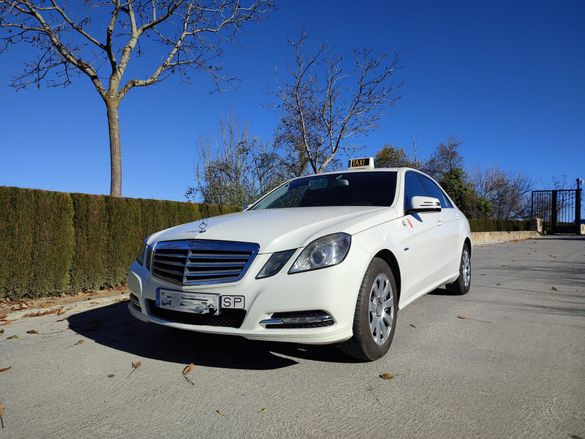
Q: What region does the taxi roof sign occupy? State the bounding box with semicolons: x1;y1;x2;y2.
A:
348;157;375;169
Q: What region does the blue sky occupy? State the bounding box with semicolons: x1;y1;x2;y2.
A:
0;0;583;203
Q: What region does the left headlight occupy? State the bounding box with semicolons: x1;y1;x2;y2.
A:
289;233;351;274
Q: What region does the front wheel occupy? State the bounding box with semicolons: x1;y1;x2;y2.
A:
341;258;398;361
446;245;471;295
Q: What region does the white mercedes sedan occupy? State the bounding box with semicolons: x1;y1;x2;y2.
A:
128;160;471;361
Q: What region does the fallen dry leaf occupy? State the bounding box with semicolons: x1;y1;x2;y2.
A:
57;308;66;315
215;409;224;416
0;400;4;428
182;363;196;385
107;374;115;378
6;335;18;340
0;367;11;373
551;287;558;291
379;372;396;380
23;309;60;318
56;317;67;322
126;360;142;378
89;301;99;305
257;407;267;413
457;315;471;320
66;339;84;348
182;363;195;375
0;329;4;335
26;329;38;334
409;324;416;328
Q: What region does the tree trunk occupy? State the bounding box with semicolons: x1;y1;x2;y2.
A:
106;100;122;197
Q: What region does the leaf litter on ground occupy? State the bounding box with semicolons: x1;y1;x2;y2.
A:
126;360;142;378
66;339;85;348
0;367;11;373
379;372;396;380
182;363;195;385
0;401;4;428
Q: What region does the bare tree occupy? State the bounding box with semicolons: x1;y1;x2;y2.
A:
274;32;401;176
0;0;272;196
474;167;534;219
186;113;285;206
422;137;464;181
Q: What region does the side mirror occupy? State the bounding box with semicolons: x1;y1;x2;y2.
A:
408;196;441;213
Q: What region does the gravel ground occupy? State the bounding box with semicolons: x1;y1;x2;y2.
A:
1;236;584;439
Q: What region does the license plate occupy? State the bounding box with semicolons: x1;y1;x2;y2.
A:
220;295;245;309
156;290;219;314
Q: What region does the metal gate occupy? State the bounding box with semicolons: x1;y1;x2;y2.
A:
531;185;582;235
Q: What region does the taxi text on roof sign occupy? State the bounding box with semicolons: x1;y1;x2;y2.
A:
348;157;375;169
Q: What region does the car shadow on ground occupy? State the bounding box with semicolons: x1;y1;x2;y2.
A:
68;302;357;370
428;287;460;296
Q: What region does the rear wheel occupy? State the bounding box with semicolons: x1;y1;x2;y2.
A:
446;245;471;295
341;257;398;361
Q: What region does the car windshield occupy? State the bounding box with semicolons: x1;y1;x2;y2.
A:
251;171;398;209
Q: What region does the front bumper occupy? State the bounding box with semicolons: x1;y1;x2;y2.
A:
127;244;370;345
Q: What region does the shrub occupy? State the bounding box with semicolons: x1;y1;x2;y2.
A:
0;186;233;298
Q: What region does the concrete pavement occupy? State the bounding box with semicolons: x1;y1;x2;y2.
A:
1;236;584;438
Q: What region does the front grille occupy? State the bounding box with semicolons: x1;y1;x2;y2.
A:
152;239;259;285
147;300;246;328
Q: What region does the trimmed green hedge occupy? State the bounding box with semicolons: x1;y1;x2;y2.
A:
0;187;236;299
469;219;530;233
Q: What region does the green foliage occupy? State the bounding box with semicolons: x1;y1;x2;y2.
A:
0;187;231;299
69;194;108;291
439;168;493;219
375;145;418;168
468;219;530;232
0;187;74;298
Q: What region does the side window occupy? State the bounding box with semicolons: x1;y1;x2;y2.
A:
420;174;453;208
404;171;428;211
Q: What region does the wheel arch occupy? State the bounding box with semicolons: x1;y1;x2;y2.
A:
373;249;401;303
464;237;472;255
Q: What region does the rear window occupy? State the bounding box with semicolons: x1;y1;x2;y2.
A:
251;172;398;209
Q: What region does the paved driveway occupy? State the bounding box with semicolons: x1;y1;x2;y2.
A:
1;237;584;438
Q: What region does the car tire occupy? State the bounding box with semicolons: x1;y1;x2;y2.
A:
446;244;471;295
341;257;398;361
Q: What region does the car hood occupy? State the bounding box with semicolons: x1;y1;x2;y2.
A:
148;206;397;254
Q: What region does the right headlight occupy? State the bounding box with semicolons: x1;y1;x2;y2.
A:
136;238;153;270
289;233;351;274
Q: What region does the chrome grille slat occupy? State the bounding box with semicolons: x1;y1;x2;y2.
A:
156;259;187;268
185;269;242;277
187;261;247;268
188;253;249;260
152;239;259;285
155;252;189;258
153;266;184;277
